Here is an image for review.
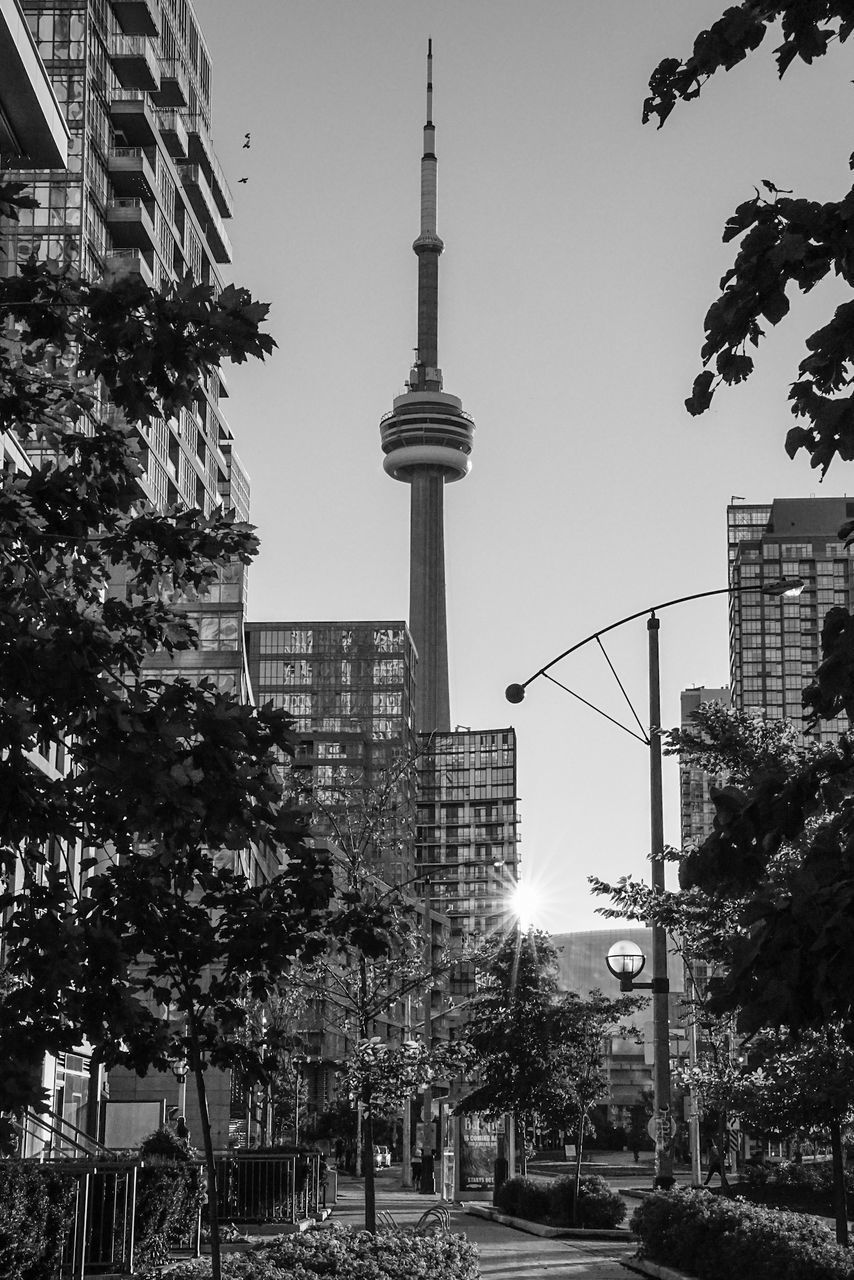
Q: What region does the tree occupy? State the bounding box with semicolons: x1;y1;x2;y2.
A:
288;753;449;1232
543;989;642;1219
0;238;336;1279
593;700;854;1237
644;4;854;476
457;927;568;1172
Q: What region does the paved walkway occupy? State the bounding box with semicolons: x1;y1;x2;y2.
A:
330;1168;640;1280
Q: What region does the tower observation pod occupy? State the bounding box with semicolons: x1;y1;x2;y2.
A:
379;40;475;734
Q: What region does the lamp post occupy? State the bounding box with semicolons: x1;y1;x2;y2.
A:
506;577;803;1189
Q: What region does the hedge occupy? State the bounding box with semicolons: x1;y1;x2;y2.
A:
494;1172;626;1228
159;1224;479;1280
0;1162;77;1280
631;1187;853;1280
135;1163;206;1265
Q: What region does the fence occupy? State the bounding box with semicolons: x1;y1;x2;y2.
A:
54;1160;139;1279
45;1152;322;1277
215;1152;322;1223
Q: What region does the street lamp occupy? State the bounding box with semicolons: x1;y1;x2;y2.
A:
505;577;803;1189
605;940;647;989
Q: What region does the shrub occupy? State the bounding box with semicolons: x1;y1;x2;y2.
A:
140;1126;193;1162
135;1164;205;1265
631;1187;853;1280
494;1175;550;1221
0;1162;77;1280
160;1226;480;1280
548;1173;626;1228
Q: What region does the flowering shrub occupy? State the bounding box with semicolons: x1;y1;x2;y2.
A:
548;1174;626;1228
494;1175;551;1221
160;1225;479;1280
631;1187;853;1280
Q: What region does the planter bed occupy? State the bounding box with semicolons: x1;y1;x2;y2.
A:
630;1187;854;1280
466;1201;636;1240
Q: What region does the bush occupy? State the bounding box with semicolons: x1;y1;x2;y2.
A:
0;1162;77;1280
160;1225;480;1280
140;1126;193;1162
494;1175;551;1221
631;1187;853;1280
135;1164;205;1265
548;1173;626;1228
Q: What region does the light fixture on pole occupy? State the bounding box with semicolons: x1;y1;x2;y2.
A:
505;577;804;1190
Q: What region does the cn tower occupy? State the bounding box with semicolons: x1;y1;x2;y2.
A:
380;41;475;733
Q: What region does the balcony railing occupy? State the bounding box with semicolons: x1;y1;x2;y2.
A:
109;93;158;147
104;248;154;288
108;145;156;198
106;197;156;252
110;36;160;92
153;59;189;109
157;109;188;158
177;163;232;263
112;0;160;37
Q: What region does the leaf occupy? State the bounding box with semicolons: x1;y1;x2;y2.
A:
685;369;715;416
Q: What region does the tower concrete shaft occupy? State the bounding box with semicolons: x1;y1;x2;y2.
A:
379;41;475;734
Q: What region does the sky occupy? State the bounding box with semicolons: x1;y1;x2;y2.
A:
194;0;854;935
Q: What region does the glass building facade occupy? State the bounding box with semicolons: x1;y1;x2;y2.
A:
415;727;520;946
728;498;854;742
3;0;257;1155
245;621;419;883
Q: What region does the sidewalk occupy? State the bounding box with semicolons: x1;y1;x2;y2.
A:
329;1166;639;1279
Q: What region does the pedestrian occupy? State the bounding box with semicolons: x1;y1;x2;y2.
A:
411;1148;422;1187
630;1131;641;1163
703;1139;724;1186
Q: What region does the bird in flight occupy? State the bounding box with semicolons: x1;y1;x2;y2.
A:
243;132;251;149
238;177;248;184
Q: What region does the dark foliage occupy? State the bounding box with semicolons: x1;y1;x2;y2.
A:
631;1187;853;1280
0;1163;77;1280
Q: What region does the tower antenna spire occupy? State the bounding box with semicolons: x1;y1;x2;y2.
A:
379;44;475;733
426;37;433;125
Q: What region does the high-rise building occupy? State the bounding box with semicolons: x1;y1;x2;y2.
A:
245;619;419;883
379;42;475;734
415;728;520;946
0;0;67;174
4;0;259;1155
728;497;854;741
679;686;730;849
3;0;245;527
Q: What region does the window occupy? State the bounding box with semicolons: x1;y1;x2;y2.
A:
373;658;403;685
197;614;239;650
373;628;401;653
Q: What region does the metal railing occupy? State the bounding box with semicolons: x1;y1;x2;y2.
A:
215;1152;322;1223
26;1151;321;1278
52;1160;138;1280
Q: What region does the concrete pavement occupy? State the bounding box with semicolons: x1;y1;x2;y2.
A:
330;1167;641;1280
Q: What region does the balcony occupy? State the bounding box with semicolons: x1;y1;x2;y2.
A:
112;0;159;36
108;146;156;199
103;249;154;288
152;59;188;109
157;110;187;159
110;36;160;92
176;164;232;264
106;197;156;252
186;117;233;219
109;93;158;146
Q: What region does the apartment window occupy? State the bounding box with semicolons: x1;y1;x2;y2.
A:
373;658;403;685
197;614;239;650
373;628;401;653
372;691;402;717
